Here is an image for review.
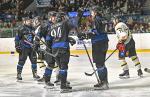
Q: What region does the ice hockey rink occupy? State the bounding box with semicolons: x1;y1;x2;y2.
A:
0;51;150;97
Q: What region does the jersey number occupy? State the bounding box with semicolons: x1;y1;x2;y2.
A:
51;27;62;38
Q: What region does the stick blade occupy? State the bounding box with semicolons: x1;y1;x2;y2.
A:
84;72;93;76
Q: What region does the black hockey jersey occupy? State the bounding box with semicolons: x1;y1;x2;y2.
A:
15;25;35;48
91;16;109;43
47;20;74;49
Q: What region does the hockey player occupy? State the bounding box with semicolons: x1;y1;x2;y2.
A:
15;17;40;81
32;16;46;70
113;16;143;78
33;12;57;86
34;12;74;87
46;12;76;91
52;12;75;86
78;6;109;89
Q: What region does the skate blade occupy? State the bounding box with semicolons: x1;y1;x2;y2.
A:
55;82;70;86
16;80;23;82
94;87;109;90
33;78;40;81
94;85;109;90
119;76;130;79
55;82;61;86
60;89;72;93
37;81;45;84
138;75;144;78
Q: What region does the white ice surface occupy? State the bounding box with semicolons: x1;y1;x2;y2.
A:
0;53;150;97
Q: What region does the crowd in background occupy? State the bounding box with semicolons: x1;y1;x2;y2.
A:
49;0;146;15
0;0;147;17
0;0;150;38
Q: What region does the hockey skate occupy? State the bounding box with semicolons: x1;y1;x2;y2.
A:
44;81;55;89
32;71;40;80
60;84;72;93
119;70;130;79
144;68;150;73
54;80;70;86
37;76;45;83
94;81;109;90
16;73;22;81
137;69;143;77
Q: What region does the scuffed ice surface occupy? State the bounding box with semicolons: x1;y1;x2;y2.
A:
0;53;150;97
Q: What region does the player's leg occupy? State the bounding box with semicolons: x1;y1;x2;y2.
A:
54;66;61;84
118;59;130;78
92;41;109;89
117;43;130;78
37;50;46;70
17;49;28;80
29;49;40;80
54;63;70;86
127;39;143;77
44;64;55;86
36;50;46;82
44;55;55;86
57;48;72;90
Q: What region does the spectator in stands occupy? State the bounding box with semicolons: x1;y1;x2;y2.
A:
147;23;150;33
139;24;145;33
0;20;3;28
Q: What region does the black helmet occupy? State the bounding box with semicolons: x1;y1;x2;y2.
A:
59;12;69;20
55;13;63;23
48;11;57;18
32;16;41;26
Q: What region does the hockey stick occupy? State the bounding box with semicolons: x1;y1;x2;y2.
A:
82;41;101;83
33;26;59;57
76;0;101;83
38;48;59;57
32;26;57;54
84;48;117;76
23;40;58;57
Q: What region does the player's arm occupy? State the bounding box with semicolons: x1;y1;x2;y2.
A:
14;27;23;53
79;16;105;39
45;31;53;48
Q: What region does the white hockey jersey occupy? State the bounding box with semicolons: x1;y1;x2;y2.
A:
115;22;132;44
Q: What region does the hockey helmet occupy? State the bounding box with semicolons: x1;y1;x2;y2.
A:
32;16;41;27
48;11;57;18
55;13;63;23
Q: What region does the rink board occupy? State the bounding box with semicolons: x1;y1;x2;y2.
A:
0;33;150;54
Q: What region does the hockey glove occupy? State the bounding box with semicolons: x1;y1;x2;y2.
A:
15;46;22;53
117;43;126;58
116;43;125;52
68;37;76;46
77;33;87;40
86;32;95;39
